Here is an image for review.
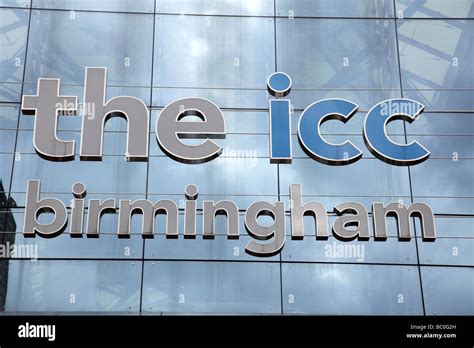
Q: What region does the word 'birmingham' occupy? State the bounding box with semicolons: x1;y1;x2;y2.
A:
24;181;436;257
22;68;430;166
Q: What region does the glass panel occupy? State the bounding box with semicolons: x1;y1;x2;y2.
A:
156;0;274;16
282;263;423;314
410;159;474;197
33;0;155;13
0;154;13;193
0;105;19;129
150;133;268;158
0;82;21;102
277;0;394;18
219;111;269;134
0;8;28;83
152;87;268;109
408;135;474;158
148;157;278;196
419;216;474;238
280;158;411;196
142;261;280;313
11;154;147;194
0;0;29;7
407;113;474;135
25;10;154;86
414;197;474;215
277;18;400;89
144;235;279;261
1;232;143;259
398;20;474;89
154;15;274;89
1;210;20;231
0;130;15;152
403;89;474;112
0;208;16;233
396;0;474;19
291;89;402;111
422;266;474;315
283;237;417;264
4;260;141;312
418;237;474;266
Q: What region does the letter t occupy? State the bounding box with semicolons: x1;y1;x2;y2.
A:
22;79;77;161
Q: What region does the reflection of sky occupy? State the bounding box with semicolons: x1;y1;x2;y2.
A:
397;1;474;111
6;260;141;311
158;0;272;16
285;263;423;314
155;14;273;89
411;159;474;198
398;20;469;88
0;8;27;102
396;0;474;19
0;9;27;74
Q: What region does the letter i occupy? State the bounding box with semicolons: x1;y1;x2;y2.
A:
70;182;86;237
184;184;198;238
267;72;293;163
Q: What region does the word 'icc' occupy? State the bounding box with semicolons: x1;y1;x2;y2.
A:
22;68;430;166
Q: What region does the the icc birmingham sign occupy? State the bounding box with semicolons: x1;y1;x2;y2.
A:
20;68;436;257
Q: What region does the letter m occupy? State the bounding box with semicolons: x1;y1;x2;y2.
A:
372;202;436;241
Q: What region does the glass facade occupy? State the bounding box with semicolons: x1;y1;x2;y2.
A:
0;0;473;315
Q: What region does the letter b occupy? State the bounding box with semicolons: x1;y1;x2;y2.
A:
24;180;68;238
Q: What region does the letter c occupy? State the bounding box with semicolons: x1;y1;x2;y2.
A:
363;98;430;166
